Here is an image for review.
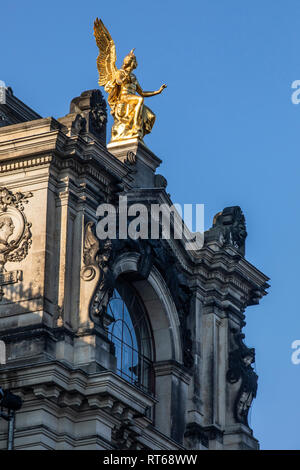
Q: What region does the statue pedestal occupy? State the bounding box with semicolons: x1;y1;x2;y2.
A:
107;138;162;189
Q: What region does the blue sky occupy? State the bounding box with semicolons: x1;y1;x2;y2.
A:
1;0;300;449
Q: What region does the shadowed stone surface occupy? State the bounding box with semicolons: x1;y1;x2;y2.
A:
0;89;269;450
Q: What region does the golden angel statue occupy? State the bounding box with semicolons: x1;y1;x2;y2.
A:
94;18;167;143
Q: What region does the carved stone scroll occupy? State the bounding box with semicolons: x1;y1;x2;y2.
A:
226;330;258;426
79;222;101;330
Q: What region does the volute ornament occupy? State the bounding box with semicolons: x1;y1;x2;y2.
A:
81;221;100;281
227;330;258;426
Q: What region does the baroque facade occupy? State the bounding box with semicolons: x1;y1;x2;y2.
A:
0;88;269;450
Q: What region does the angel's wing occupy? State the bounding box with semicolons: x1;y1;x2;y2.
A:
94;18;117;87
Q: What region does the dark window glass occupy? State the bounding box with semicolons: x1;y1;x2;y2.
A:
107;281;154;395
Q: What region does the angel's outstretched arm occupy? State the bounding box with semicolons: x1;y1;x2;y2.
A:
136;82;167;97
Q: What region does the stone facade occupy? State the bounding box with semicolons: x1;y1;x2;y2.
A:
0;88;269;450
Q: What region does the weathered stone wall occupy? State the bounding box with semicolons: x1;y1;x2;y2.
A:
0;90;269;450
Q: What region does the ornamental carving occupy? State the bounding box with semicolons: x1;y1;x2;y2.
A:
226;330;258;426
89;237;115;326
205;206;247;256
81;221;100;281
82;224;194;368
80;222;115;330
69;89;107;143
0;187;33;299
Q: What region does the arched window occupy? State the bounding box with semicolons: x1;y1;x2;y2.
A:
107;279;154;395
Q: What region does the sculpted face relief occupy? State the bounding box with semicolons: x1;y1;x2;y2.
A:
0;216;15;248
0;187;32;299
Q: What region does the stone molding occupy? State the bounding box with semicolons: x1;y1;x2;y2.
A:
154;360;192;385
0;361;186;450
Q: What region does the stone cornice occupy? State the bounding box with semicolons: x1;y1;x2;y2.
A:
0;117;58;139
120;190;269;310
85;139;134;186
0;118;131;191
0;361;156;414
107;138;162;170
0;359;185;449
0;154;53;173
192;244;269;302
0;87;41;124
0;150;122;205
